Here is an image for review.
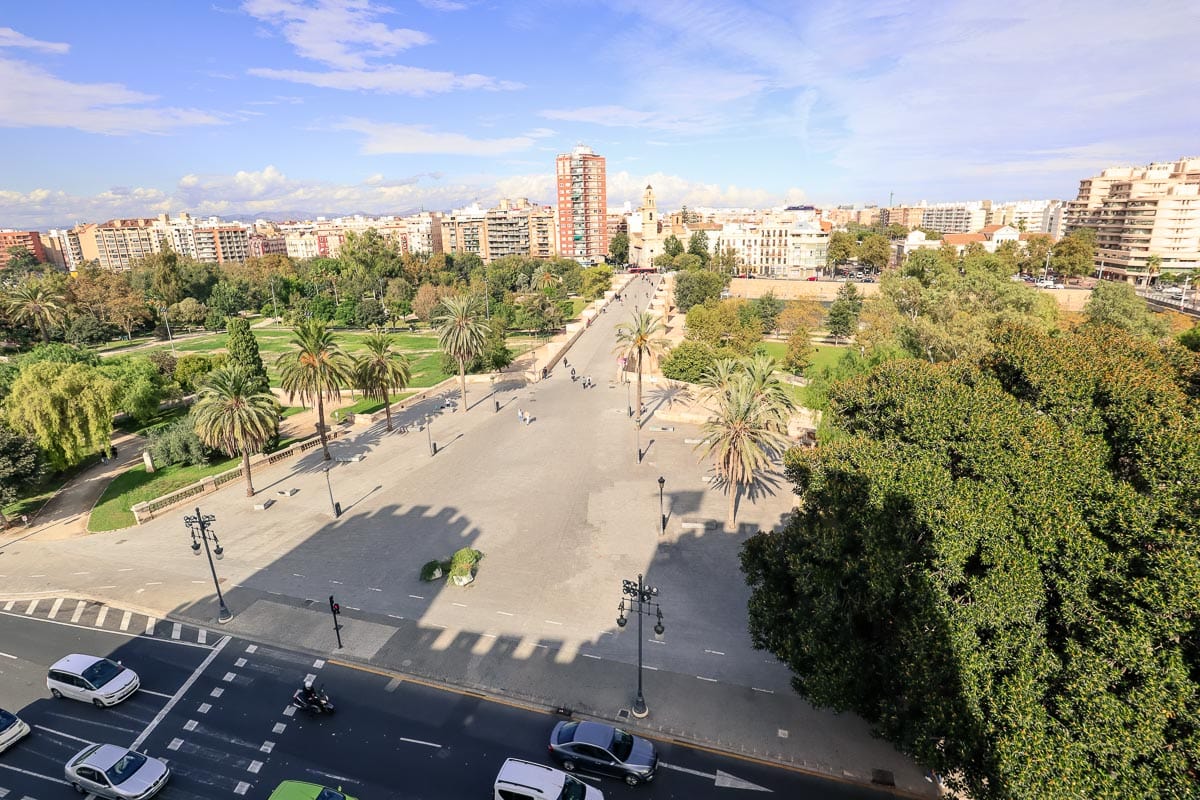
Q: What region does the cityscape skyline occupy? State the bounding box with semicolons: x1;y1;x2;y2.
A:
2;1;1199;229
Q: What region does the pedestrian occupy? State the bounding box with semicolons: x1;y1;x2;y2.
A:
523;411;531;426
517;406;524;424
21;514;29;527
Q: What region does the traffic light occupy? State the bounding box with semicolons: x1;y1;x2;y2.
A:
329;595;340;616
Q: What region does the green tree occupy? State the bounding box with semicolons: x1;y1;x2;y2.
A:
226;317;269;393
99;356;173;423
613;311;668;427
191;365;279;497
856;233;891;272
130;250;186;306
434;295;489;413
674;269;727;312
1051;229;1096;280
277;320;353;460
826;283;862;344
4;246;41;276
354;329;411;432
5;281;65;342
994;240;1020;275
740;326;1200;799
175;354;220;393
663;234;684;258
695;357;794;527
147;416;211;468
660;341;720;384
4;361;118;469
782;329;813;374
685;299;762;355
609;231;630;265
580;266;613;300
168;297;208;327
18;342;99;368
1082;280;1169;338
687;231;711;266
749;291;785;334
0;421;44;528
712;244;741;276
826;231;856;269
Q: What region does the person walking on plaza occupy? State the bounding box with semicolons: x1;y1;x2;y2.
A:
517;406;524;424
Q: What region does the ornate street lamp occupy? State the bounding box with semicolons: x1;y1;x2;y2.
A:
184;507;232;624
616;574;664;718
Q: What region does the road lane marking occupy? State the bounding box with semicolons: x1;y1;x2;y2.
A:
33;724;93;744
368;587;382;592
198;703;211;714
305;673;317;684
292;573;305;578
24;599;39;615
120;611;132;631
168;738;183;751
48;598;63;619
145;616;156;635
117;568;133;572
72;571;90;575
0;651;15;659
408;594;424;600
544;620;563;625
385;678;402;692
400;737;441;749
313;659;326;668
582;654;601;659
330;580;343;584
71;601;85;622
645;665;658;670
95;585;117;589
222;672;236;682
139;689;174;699
387;614;404;619
145;581;162;586
452;602;467;607
752;687;775;694
649;639;664;645
283;706;296;717
130;635;229;750
197;629;207;644
260;741;274;753
235;658;247;667
496;611;514;616
235;782;250;795
95;606;108;627
210;688;223;698
272;722;287;734
245;645;257;654
704;649;725;656
697;676;718;682
183;720;198;731
0;762;69;786
171;622;182;640
2;601;13;611
248;760;263;774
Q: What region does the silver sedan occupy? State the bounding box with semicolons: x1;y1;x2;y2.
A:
65;743;170;799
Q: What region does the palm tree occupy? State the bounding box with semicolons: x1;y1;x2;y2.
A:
613;311;668;425
354;328;411;432
434;295;488;412
5;282;65;343
277;319;353;460
191;365;279;497
695;370;793;528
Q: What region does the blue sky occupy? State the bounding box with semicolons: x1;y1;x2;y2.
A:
2;0;1198;228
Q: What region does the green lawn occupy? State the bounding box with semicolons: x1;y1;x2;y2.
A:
759;340;848;375
279;405;306;419
88;457;240;532
332;391;417;419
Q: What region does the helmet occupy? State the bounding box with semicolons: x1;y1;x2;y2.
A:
304;679;314;690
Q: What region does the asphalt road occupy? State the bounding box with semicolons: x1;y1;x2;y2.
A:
0;610;899;800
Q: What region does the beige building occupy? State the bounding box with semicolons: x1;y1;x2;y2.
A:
712;210;830;279
439;199;556;263
1065;157;1200;283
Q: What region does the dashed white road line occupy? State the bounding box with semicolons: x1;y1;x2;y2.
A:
0;651;15;659
0;761;69;786
245;645;257;654
272;722;287;734
248;760;263;774
95;606;109;626
120;611;132;631
139;689;174;699
235;781;251;795
452;602;467;607
33;724;93;744
70;600;85;623
197;629;207;644
752;687;775;694
496;610;514;617
235;658;247;667
47;598;63;619
183;720;198;731
24;599;39;615
399;737;442;749
368;587;382;592
167;738;183;751
1;601;12;612
544;619;563;625
581;653;602;660
145;616;157;635
260;741;275;753
329;580;343;585
171;622;182;640
704;649;725;656
197;703;212;714
408;594;425;600
313;659;326;669
387;614;404;620
210;687;224;698
696;676;718;682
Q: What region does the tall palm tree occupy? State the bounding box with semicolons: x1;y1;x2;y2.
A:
695;371;793;528
434;295;488;412
5;282;65;343
354;328;412;432
277;319;353;460
191;365;279;497
613;311;668;425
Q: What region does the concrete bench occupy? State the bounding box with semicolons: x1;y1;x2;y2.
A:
684;437;703;444
680;519;716;531
335;455;364;463
275;488;298;497
649;426;674;432
253;499;275;511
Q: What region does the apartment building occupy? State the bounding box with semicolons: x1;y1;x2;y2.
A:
439;199;557;263
75;219;166;270
0;229;49;269
987;200;1062;235
919;202;988;234
555;145;608;264
879;205;927;229
248;234;288;258
1065;157;1200;282
40;228;82;270
712;210;830;279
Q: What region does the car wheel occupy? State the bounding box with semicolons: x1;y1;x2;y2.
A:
93;698;105;708
71;782;86;794
625;774;641;787
561;760;576;772
50;688;63;699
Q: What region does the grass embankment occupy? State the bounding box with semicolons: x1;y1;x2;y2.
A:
88;458;240;532
758;340;848;375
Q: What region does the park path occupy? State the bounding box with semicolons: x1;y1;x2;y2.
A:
3;431;146;542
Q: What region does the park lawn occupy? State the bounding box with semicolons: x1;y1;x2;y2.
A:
759;340;848;375
88;457;240;533
279;405;306;419
406;352;453;388
333;391;417;418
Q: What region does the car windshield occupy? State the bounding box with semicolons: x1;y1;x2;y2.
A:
81;659;124;688
610;728;634;760
315;791;346;800
105;751;147;784
556;721;579;743
559;773;587;800
0;710;16;731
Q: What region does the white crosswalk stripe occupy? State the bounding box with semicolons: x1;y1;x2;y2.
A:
48;597;63;619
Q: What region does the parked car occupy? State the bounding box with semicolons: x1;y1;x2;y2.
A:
806;275;818;281
548;720;658;786
494;758;601;800
268;780;358;800
64;744;169;799
0;709;30;754
47;654;139;707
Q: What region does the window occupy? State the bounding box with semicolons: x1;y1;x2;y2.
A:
498;790;535;800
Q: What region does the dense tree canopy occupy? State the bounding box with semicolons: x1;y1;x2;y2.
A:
741;325;1200;799
4;361;119;469
1082;280;1170;339
0;421;43;522
674;269;727;312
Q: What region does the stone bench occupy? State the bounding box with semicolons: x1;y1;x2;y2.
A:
680;519;716;531
335;455;364;463
253;499;275;511
275;488;298;497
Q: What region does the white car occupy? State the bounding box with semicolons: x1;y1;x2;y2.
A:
0;709;30;753
65;744;170;799
494;758;603;800
47;654;139;707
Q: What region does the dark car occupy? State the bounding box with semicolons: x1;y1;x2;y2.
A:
548;720;658;786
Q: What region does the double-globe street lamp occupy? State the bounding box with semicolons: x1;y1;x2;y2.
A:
616;574;664;718
658;476;666;534
184;507;232;624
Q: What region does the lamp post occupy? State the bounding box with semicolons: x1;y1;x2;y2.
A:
160;307;177;356
634;416;642;464
426;414;435;457
616;574;664;718
184;507;232;624
323;466;340;517
658;476;666;534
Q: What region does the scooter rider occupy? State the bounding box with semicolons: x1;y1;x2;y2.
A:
297;678;319;709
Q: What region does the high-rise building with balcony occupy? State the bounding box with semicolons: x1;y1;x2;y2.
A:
1064;157;1200;283
555;145;608;264
0;230;49;269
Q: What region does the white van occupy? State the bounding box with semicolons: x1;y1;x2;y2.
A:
47;654;139;707
494;758;603;800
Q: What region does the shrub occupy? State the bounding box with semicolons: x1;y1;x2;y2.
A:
420;560;449;582
660;341;718;383
147;417;212;467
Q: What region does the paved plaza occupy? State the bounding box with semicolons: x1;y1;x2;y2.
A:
0;276;935;797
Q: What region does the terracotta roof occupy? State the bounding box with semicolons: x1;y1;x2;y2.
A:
942;233;986;245
980;224;1006;233
820;220;833;232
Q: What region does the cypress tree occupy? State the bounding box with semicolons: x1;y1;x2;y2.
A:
226;317;269;393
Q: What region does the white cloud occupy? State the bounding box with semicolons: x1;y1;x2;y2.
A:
607;170;802;210
0;27;69;53
336;119;542;155
248;64;521;95
243;0;519;95
0;57;224;135
418;0;468;10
